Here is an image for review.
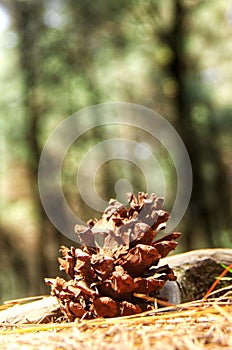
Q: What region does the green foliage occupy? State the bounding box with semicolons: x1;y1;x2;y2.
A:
216;264;232;282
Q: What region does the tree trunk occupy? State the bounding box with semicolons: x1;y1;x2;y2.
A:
158;0;231;249
160;248;232;302
10;0;62;294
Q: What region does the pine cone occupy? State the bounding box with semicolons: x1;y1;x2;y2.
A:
45;192;180;321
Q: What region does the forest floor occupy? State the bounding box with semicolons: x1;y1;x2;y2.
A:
0;293;231;350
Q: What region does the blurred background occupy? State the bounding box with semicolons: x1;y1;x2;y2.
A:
0;0;231;303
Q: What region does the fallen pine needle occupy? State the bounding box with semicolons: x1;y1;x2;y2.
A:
1;295;231;336
202;263;232;302
212;302;232;323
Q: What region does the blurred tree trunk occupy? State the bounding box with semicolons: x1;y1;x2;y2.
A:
9;0;64;294
158;0;231;249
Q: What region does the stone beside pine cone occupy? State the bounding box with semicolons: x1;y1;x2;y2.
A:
45;192;180;321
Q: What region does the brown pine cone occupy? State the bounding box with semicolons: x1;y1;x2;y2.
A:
45;192;180;321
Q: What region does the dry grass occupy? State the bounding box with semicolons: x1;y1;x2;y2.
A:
0;289;232;350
